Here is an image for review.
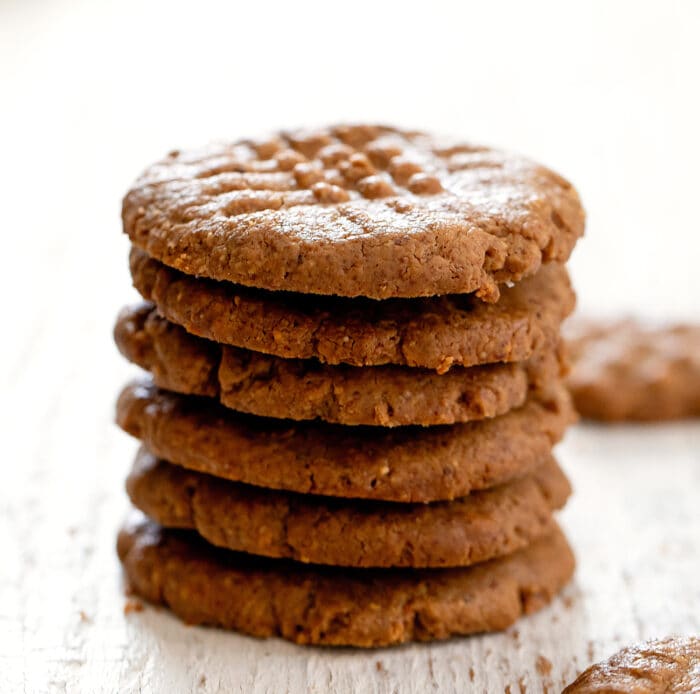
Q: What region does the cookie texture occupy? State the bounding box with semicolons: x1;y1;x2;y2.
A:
118;514;575;647
123;125;584;300
115;303;564;427
563;636;700;693
130;248;575;373
567;320;700;421
117;379;575;502
127;448;570;568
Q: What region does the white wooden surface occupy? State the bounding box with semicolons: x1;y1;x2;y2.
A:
1;1;699;692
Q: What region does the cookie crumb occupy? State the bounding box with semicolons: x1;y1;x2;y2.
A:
587;640;595;662
469;667;475;681
536;655;553;676
124;598;144;615
375;661;383;672
198;675;206;687
78;610;91;623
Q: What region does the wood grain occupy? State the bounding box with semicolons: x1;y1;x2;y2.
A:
4;395;698;693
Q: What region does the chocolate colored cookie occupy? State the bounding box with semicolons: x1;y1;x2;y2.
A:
118;514;575;647
116;379;575;502
567;320;700;421
563;636;700;693
130;246;575;373
115;303;563;427
127;448;570;568
123;125;584;301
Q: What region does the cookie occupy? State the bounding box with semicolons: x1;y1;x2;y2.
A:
567;319;700;421
123;125;584;301
130;244;575;373
127;448;570;569
116;379;576;502
117;513;575;647
114;303;220;398
115;303;564;427
563;636;700;693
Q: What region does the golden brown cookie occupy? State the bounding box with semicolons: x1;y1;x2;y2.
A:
123;125;584;301
114;303;564;427
130;246;575;373
117;379;576;502
567;320;700;421
563;636;700;693
127;448;570;569
118;513;575;647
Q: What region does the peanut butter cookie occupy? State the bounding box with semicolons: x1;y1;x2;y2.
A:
118;514;575;647
127;448;570;568
123;125;584;300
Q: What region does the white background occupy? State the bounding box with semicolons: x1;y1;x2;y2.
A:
1;1;698;692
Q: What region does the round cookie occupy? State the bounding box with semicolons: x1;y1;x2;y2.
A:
118;514;575;647
114;303;564;427
563;636;700;693
567;319;700;421
114;303;220;398
130;248;575;373
116;379;576;502
127;448;570;569
123;124;584;301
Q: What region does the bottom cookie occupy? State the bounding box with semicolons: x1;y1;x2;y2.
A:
117;513;575;647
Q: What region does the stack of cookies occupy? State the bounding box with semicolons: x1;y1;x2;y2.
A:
114;125;585;647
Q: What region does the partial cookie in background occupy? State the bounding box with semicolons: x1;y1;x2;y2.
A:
563;636;700;693
130;248;575;373
123;125;584;301
566;320;700;421
127;447;570;568
114;303;565;427
116;380;576;502
118;513;575;647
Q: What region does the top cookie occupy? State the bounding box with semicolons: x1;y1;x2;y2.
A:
123;124;584;300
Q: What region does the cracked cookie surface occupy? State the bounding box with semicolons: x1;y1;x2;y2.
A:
123;124;584;300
